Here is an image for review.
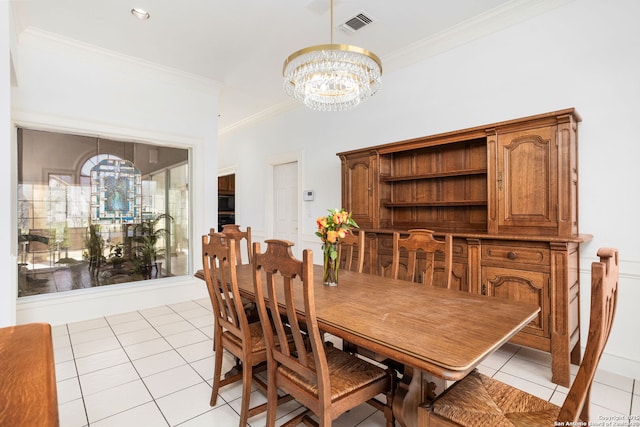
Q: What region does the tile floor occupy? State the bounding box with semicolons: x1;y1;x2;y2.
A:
53;298;640;427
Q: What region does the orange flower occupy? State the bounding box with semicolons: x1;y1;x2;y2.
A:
326;230;338;243
316;217;328;229
315;208;358;247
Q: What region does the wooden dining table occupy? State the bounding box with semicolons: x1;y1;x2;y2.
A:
196;265;539;427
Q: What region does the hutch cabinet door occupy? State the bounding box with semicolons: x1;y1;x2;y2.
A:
340;152;378;229
495;126;559;235
481;266;550;340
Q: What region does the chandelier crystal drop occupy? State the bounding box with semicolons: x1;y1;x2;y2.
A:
283;44;382;111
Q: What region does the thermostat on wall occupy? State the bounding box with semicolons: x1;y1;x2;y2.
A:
303;190;314;201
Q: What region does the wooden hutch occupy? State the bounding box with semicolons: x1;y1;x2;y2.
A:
338;108;590;387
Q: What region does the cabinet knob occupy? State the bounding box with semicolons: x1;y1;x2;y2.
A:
507;251;517;260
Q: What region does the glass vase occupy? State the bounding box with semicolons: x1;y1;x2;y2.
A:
323;244;339;286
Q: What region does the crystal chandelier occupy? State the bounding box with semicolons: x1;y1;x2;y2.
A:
282;1;382;112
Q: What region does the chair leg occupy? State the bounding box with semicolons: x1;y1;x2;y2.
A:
238;362;253;427
265;369;278;427
385;369;396;427
581;386;591;421
210;330;224;406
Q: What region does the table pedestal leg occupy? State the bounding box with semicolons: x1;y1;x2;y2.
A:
393;366;447;427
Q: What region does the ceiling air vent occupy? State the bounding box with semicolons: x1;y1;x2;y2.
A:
339;12;374;33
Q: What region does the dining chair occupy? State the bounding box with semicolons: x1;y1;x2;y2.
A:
338;230;365;273
391;229;453;288
23;230;55;276
252;239;395;427
216;224;258;322
220;224;252;265
420;247;620;426
202;232;291;427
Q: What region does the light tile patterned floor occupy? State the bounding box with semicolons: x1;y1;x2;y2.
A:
53;298;639;426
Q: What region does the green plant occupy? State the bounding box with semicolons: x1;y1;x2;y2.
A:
60;225;70;258
131;213;173;277
108;242;124;258
108;242;126;270
84;224;105;274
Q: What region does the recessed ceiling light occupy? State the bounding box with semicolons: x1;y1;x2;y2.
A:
131;8;150;20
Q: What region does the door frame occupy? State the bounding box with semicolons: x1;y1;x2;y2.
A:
265;151;303;257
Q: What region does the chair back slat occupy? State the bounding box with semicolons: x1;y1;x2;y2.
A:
558;247;619;422
339;230;365;273
264;272;301;363
252;239;331;404
202;233;247;336
391;229;453;288
218;224;253;265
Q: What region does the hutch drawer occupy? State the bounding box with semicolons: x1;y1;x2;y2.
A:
481;241;550;269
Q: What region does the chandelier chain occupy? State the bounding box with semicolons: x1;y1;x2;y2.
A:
330;0;334;44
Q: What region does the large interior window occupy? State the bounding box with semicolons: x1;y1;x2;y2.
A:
17;128;190;297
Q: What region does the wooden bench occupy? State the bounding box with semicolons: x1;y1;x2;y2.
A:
0;323;59;426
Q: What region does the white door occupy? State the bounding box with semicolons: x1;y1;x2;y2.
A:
273;161;298;253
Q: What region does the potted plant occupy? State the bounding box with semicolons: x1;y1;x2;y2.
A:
131;213;173;279
107;242;126;272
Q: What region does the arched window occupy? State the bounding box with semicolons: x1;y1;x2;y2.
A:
80;154;122;187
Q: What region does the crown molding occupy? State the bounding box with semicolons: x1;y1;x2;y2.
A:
19;27;222;93
383;0;576;73
219;98;299;136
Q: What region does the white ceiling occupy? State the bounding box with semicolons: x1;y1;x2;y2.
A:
10;0;566;133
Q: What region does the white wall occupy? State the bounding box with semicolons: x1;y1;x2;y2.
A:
219;0;640;378
4;28;218;326
1;1;15;326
